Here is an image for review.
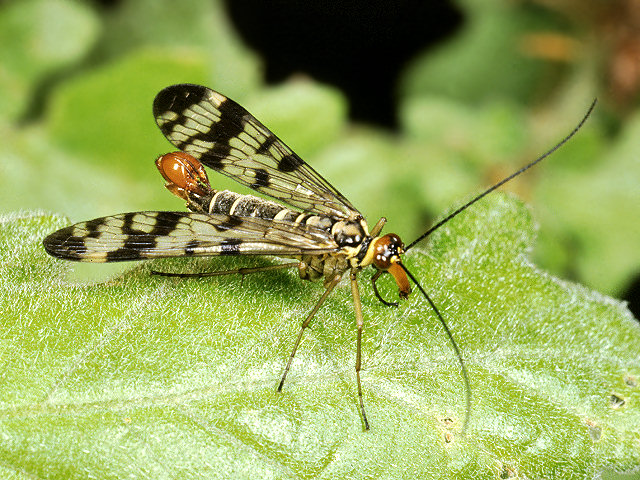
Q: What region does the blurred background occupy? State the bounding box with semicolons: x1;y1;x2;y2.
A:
1;0;638;320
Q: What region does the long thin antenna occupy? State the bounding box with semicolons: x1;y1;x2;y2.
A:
399;262;471;433
405;99;597;251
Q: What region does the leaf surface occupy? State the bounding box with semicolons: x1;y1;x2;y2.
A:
2;197;638;479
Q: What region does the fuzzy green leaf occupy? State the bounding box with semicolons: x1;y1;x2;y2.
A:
2;196;638;479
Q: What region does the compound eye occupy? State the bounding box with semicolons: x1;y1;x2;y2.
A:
372;233;404;270
373;238;391;269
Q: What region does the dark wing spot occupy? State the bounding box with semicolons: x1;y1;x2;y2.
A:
185;240;200;255
153;84;209;138
150;211;184;234
105;248;144;262
105;234;157;261
207;96;247;146
278;154;303;172
213;216;243;232
255;135;277;155
83;218;106;239
120;213;138;235
153;84;209;121
251;169;270;189
220;239;242;255
43;226;88;259
199;143;227;170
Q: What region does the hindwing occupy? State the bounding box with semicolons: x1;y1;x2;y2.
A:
43;211;339;262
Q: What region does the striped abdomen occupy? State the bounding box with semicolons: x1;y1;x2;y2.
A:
157;151;337;232
157;151;370;260
202;189;335;230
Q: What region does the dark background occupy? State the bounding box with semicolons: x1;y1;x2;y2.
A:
225;0;463;128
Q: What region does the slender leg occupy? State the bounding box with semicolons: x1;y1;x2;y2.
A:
151;262;298;278
278;273;342;392
350;269;370;430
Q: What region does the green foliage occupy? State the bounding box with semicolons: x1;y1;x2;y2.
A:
2;198;638;479
400;0;552;103
0;0;99;120
1;0;639;478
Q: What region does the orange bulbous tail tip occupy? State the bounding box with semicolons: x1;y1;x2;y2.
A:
156;152;211;199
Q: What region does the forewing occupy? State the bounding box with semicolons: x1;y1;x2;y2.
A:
43;211;339;262
153;84;359;219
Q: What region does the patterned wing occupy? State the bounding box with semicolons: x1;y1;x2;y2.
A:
153;84;360;219
43;211;339;262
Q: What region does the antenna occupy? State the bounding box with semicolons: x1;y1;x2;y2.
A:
405;99;597;251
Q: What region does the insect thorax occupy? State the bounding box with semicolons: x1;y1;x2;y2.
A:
200;190;371;274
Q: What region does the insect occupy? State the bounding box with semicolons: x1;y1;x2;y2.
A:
43;84;595;430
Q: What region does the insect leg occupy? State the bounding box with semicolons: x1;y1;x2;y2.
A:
369;217;387;237
350;269;370;430
277;273;342;392
371;270;399;308
151;262;298;278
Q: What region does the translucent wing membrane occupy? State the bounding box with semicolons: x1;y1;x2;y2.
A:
43;211;339;262
153;84;359;219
